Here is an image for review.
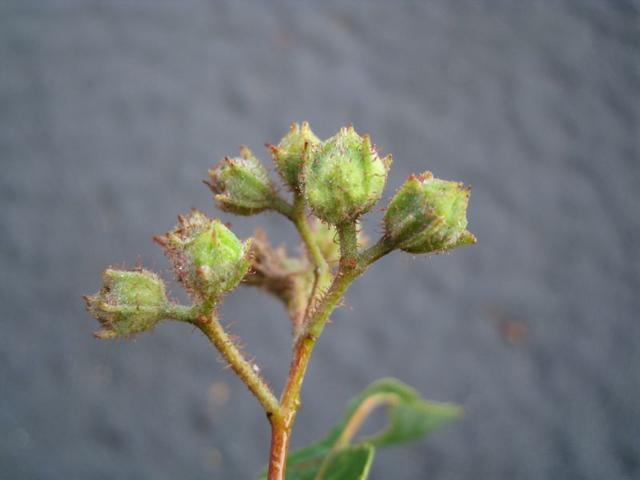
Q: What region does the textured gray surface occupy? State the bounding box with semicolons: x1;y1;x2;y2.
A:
1;1;639;479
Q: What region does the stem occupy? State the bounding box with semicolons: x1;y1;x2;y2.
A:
292;195;329;279
165;232;395;480
267;271;359;480
359;236;395;267
171;306;280;417
268;420;291;480
337;221;358;268
163;304;197;322
267;221;364;480
291;194;332;332
271;196;295;220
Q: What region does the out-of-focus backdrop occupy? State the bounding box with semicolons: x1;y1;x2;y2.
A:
1;1;638;479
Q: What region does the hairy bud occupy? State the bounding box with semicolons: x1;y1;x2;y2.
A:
207;146;275;215
269;121;320;191
84;268;168;339
155;210;251;301
384;172;476;254
303;126;391;225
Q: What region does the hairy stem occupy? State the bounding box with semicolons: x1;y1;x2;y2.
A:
171;306;280;417
337;221;358;268
359;236;395;267
291;194;331;333
268;268;359;480
267;221;369;480
292;196;329;278
270;196;295;219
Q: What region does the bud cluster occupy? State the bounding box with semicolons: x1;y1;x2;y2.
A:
83;123;477;479
206;122;474;258
86;123;476;343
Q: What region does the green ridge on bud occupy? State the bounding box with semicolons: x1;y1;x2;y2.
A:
155;210;251;301
303;126;391;225
207;146;275;215
84;268;169;339
384;172;476;254
269;121;320;191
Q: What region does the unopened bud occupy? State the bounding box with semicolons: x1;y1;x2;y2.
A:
155;210;251;301
303;126;391;225
269;121;320;191
207;146;275;215
84;268;168;339
384;172;476;254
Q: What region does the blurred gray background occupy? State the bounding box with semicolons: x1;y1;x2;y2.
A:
1;1;639;479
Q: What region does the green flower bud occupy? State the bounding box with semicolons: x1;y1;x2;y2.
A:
155;210;251;301
269;121;320;191
384;172;476;254
207;146;275;215
84;268;169;339
303;126;391;225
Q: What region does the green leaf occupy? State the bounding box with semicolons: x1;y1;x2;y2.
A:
335;377;462;447
261;444;374;480
315;444;374;480
258;378;461;479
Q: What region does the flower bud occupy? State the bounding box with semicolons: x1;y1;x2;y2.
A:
207;146;275;215
269;121;320;191
155;210;251;301
384;172;476;254
84;268;168;339
303;126;391;225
